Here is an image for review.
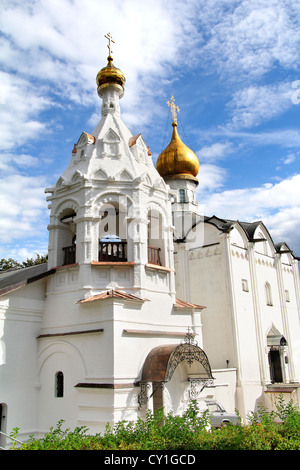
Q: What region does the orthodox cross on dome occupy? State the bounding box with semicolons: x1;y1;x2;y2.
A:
167;95;180;124
105;32;115;58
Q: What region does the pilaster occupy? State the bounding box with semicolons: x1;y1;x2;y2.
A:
274;254;296;382
248;242;267;384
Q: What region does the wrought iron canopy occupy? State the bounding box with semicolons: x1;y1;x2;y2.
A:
138;331;214;407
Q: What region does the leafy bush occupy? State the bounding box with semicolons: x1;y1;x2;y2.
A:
14;397;300;450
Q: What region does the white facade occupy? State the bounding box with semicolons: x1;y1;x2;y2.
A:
0;53;299;445
174;214;300;416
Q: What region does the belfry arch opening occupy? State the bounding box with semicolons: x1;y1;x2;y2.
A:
59;208;77;266
98;201;128;262
147;208;165;266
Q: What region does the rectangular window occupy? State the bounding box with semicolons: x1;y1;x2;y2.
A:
285;290;290;302
179;189;186;203
241;279;249;292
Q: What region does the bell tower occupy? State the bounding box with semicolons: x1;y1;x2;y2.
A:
37;35;206;434
46;34;176;301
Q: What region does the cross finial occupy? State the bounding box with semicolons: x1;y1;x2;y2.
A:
181;327;198;347
105;32;115;58
167;95;180;124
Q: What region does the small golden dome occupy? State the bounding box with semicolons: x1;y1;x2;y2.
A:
156;122;199;183
96;56;126;98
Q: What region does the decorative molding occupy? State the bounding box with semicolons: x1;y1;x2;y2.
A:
75;382;136;389
37;328;103;339
123;329;188;337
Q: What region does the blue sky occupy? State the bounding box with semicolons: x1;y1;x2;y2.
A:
1;0;300;261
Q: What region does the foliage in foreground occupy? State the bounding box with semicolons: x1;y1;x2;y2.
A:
0;254;48;271
14;397;300;450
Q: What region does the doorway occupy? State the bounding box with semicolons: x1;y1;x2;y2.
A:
269;349;283;383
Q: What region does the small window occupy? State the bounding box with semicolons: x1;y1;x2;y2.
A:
242;279;249;292
55;371;64;398
179;189;187;203
265;282;273;306
285;290;290;302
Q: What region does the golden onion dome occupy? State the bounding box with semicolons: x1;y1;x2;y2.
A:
156;122;199;183
96;55;126;98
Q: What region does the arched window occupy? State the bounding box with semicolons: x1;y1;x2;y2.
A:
265;282;273;306
55;371;64;398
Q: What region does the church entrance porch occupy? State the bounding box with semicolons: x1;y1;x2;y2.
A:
138;332;214;414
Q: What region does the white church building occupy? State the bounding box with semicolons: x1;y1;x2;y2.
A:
1;38;300;444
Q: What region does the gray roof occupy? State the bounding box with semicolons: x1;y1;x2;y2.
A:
203;215;296;257
0;263;55;296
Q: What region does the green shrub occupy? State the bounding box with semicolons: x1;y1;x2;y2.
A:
14;396;300;450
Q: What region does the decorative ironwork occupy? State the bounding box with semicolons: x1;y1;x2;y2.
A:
188;378;214;400
138;330;214;407
181;327;198;347
138;381;165;408
165;330;213;381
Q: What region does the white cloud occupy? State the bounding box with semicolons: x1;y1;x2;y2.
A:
1;0;299;150
197;142;233;161
215;128;300;149
263;207;300;254
226;82;293;129
0;153;39;173
197;164;227;192
0;172;49;243
200;173;300;253
0;72;54;150
281;151;299;165
0;0;205;153
200;0;300;79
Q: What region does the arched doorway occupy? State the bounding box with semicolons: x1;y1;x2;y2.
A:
267;325;288;384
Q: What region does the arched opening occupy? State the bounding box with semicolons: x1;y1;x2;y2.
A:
265;282;273;306
98;201;128;262
59;209;77;266
267;326;288;384
147;208;165;266
55;371;64;398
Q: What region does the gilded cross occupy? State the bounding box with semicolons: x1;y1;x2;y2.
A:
167;95;180;124
105;32;115;57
